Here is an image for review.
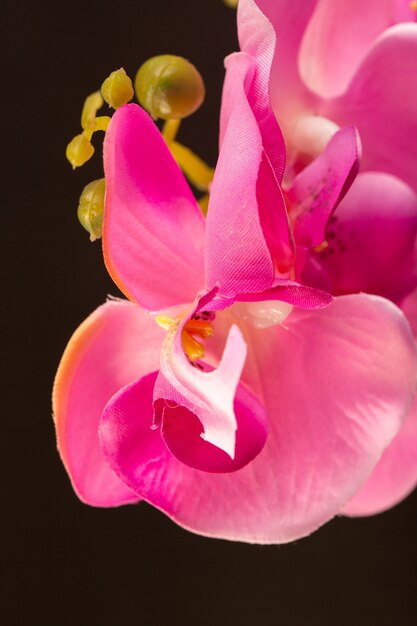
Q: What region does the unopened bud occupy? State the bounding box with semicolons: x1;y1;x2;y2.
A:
135;54;205;120
66;133;95;168
101;68;134;109
77;178;106;241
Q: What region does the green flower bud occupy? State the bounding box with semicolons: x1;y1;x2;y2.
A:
66;133;94;169
135;55;205;120
101;68;134;109
77;178;105;241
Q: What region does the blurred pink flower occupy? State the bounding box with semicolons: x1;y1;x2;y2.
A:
238;0;417;516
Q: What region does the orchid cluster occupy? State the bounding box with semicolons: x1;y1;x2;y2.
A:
53;0;417;543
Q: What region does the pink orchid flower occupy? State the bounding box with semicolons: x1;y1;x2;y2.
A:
238;0;417;517
53;41;417;543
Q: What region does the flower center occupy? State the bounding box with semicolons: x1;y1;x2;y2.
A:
155;313;214;362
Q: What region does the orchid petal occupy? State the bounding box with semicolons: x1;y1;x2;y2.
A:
299;0;407;98
402;286;417;337
325;24;417;193
52;300;163;506
236;281;332;308
95;296;417;542
236;0;286;181
342;288;417;515
343;395;417;516
103;104;205;312
310;172;417;303
206;53;293;296
288;126;361;248
200;281;332;313
99;371;170;503
242;0;319;136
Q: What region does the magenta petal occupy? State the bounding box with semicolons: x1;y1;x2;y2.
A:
236;280;332;309
402;286;417;337
257;155;295;274
198;281;332;313
156;374;267;473
313;172;417;303
100;347;267;480
326;24;417;193
343;396;417;516
98;295;417;542
99;371;170;503
244;0;319;134
103;104;205;311
288;126;361;248
53;300;163;506
236;0;286;181
207;53;292;296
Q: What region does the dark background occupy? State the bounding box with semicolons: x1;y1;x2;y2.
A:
3;1;417;624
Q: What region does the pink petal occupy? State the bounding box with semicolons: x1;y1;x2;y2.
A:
393;0;417;21
96;296;417;543
402;286;417;336
206;53;293;296
159;381;267;473
343;395;417;516
237;280;332;308
287;126;360;248
235;0;286;181
101;367;267;478
103;104;205;312
310;172;417;303
242;0;319;136
324;24;417;193
153;321;267;471
52;300;163;506
343;289;417;512
299;0;408;98
203;281;332;313
99;371;169;503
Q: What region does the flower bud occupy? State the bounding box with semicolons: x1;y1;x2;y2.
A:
77;178;106;241
135;55;205;120
101;68;134;109
66;133;95;169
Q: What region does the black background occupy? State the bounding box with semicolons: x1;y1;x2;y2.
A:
3;1;417;624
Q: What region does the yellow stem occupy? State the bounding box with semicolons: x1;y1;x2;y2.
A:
198;193;210;216
170;141;214;192
94;116;111;131
162;119;181;144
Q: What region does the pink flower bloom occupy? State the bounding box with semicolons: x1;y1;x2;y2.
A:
239;0;417;190
54;99;417;543
238;0;417;516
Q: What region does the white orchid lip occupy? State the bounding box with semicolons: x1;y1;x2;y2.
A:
232;300;294;329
